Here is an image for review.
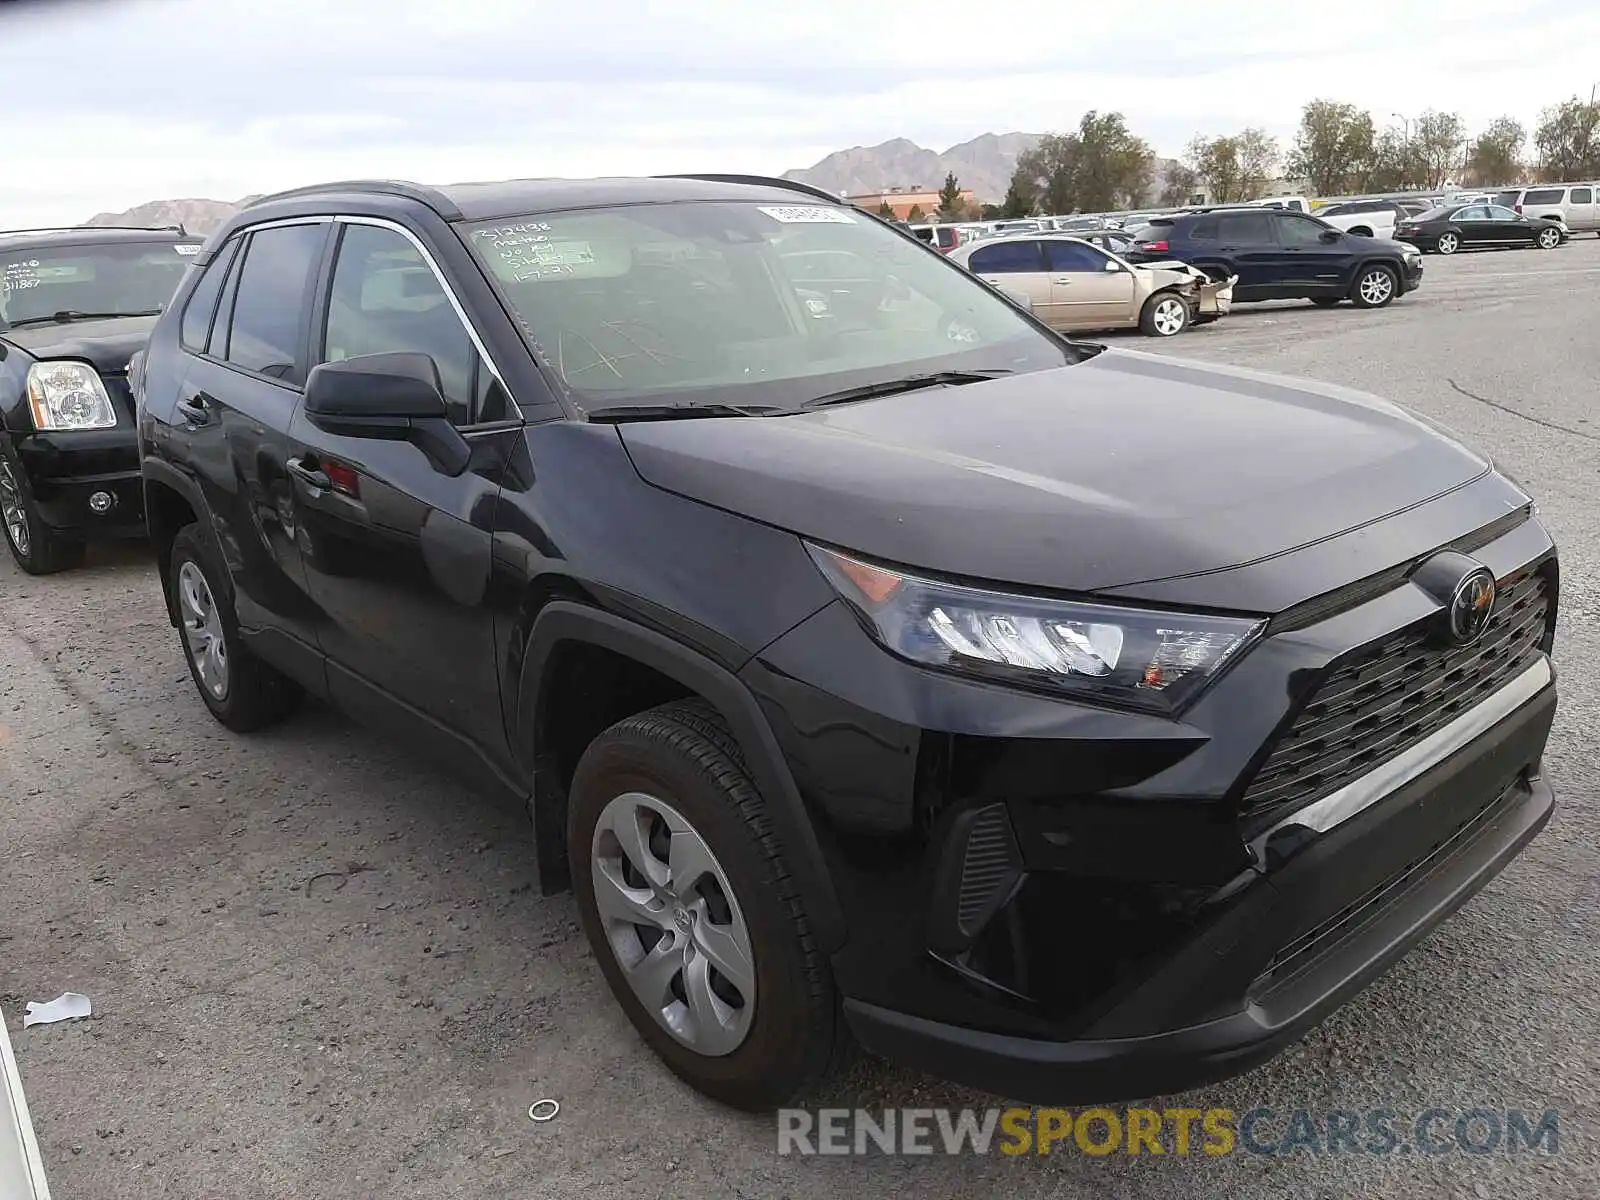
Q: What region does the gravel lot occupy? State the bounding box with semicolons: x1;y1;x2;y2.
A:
4;238;1598;1200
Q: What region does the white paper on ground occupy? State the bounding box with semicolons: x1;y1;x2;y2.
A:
22;993;91;1028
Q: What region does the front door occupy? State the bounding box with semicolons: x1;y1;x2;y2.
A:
178;220;330;692
966;241;1056;323
1044;239;1135;328
1483;205;1536;244
1272;212;1350;294
283;217;522;785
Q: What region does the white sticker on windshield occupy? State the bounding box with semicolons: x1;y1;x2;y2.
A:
174;244;202;255
757;205;856;225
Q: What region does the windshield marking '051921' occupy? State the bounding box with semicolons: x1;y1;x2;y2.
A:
463;202;1075;412
0;242;202;329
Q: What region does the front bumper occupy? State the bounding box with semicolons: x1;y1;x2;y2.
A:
1398;255;1424;291
11;428;143;536
844;664;1554;1103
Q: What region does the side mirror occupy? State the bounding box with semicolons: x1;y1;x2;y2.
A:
1319;229;1341;243
304;352;471;476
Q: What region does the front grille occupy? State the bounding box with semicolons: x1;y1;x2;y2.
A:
1240;569;1551;826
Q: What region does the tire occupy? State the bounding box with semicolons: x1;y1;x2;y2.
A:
168;523;301;731
1535;224;1562;249
569;699;840;1111
1350;264;1399;309
1436;231;1460;255
1312;297;1343;307
1139;291;1190;337
0;438;85;575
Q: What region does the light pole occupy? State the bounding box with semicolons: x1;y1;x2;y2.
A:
1391;113;1411;141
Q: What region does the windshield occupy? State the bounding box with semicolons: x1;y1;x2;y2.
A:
0;240;201;328
462;202;1074;411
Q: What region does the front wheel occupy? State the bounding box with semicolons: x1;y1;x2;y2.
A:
1139;292;1190;337
168;524;302;731
1351;264;1398;309
1535;224;1562;249
1436;231;1460;255
0;440;85;574
569;700;840;1111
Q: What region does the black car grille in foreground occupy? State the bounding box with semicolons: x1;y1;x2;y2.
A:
1241;569;1551;826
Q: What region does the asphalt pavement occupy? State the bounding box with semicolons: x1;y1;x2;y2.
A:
3;237;1598;1199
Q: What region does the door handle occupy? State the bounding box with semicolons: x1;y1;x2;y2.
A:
175;395;212;425
1051;276;1074;284
286;457;331;491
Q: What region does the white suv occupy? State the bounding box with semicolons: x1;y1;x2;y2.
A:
1509;183;1599;235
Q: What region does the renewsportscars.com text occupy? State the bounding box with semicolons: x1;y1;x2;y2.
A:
776;1106;1561;1157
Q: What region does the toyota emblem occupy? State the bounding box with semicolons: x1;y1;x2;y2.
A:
1447;568;1497;646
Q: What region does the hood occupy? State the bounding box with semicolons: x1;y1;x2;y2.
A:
0;314;159;376
619;349;1490;599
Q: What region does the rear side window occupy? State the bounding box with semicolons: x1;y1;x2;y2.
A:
179;239;238;352
968;242;1043;273
934;228;958;249
1218;212;1274;243
222;223;326;383
1186;216;1219;240
1494;190;1521;207
1523;188;1564;204
1571;187;1593;204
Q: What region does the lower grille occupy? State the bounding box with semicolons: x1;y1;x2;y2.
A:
956;805;1022;936
1241;569;1550;826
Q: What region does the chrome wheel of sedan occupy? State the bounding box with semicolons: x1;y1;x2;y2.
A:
1537;225;1562;249
0;455;29;556
1436;232;1460;254
591;790;756;1056
177;559;229;699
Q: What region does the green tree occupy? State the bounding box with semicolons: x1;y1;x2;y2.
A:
1412;110;1467;188
1156;161;1197;208
1287;100;1376;195
998;178;1036;218
876;201;895;218
936;172;964;220
1534;96;1600;180
1011;112;1153;214
905;203;927;223
1186;129;1277;203
1465;117;1525;186
979;202;1003;219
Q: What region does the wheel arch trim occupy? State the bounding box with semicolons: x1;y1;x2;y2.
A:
516;600;847;951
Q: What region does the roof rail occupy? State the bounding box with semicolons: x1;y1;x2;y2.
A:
657;173;847;207
245;179;461;220
1;224;189;237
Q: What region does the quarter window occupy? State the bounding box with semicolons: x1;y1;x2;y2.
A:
320;222;496;427
967;241;1043;274
222;223;326;382
180;239;238;352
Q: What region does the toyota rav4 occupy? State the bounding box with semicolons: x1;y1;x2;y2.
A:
134;174;1557;1111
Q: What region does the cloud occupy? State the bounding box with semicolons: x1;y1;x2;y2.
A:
2;0;1597;225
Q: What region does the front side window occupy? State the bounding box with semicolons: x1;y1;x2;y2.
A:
222;223;326;382
462;203;1073;412
180;239;238;352
0;238;203;329
320;223;500;425
1486;206;1521;220
1276;214;1331;247
1045;240;1109;272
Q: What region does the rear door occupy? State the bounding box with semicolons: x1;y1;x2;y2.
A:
1044;239;1135;328
1453;206;1494;246
178;219;330;691
966;241;1055;321
1213;210;1281;295
284;216;520;776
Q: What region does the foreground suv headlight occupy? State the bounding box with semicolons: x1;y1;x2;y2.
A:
808;544;1265;714
27;361;116;431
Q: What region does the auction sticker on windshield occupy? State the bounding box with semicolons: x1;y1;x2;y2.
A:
758;206;857;224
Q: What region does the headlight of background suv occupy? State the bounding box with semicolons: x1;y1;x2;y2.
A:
808;544;1265;714
27;361;116;431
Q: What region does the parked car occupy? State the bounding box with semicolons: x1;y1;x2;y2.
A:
1;224;203;572
947;234;1227;336
1395;203;1563;254
1126;207;1423;308
1507;183;1599;235
1248;195;1312;214
907;223;961;254
1065;230;1236;324
1312;199;1406;239
136;172;1557;1112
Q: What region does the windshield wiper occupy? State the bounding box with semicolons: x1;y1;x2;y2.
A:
584;402;783;423
8;308;162;328
800;369;1012;410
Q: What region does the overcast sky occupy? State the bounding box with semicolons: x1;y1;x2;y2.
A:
3;0;1596;227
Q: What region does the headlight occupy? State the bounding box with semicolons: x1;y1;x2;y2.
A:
808;544;1265;714
27;361;116;431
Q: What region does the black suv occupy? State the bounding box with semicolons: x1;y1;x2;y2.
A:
136;175;1556;1111
1;225;202;571
1127;207;1424;308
